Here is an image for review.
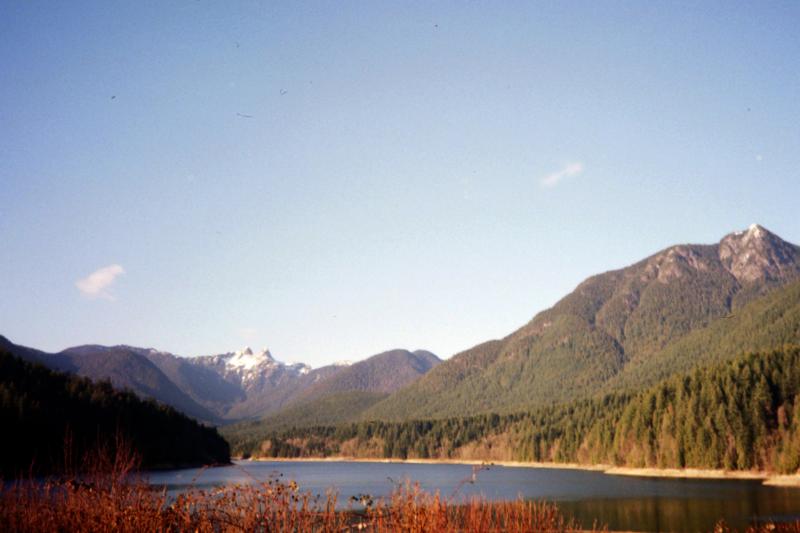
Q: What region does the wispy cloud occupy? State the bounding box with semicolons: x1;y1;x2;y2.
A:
540;162;584;188
76;264;125;299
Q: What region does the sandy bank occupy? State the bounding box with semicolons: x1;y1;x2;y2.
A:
763;475;800;487
242;456;800;486
605;466;765;481
247;456;608;471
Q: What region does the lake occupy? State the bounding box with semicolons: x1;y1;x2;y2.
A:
145;460;800;532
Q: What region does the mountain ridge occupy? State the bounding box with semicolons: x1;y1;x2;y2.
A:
0;334;440;425
363;224;800;421
224;349;443;435
4;224;798;430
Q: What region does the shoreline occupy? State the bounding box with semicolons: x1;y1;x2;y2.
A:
238;456;800;486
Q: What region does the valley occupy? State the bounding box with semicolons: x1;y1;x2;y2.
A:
4;224;800;480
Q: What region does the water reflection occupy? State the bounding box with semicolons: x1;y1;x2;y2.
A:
557;493;800;532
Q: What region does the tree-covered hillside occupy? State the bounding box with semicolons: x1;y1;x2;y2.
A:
364;227;800;421
229;346;800;474
293;349;440;404
0;352;230;477
224;391;389;448
606;278;800;392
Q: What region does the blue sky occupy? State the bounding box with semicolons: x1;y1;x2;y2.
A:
1;1;799;366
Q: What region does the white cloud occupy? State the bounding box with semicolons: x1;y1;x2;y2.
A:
540;162;584;188
76;264;125;299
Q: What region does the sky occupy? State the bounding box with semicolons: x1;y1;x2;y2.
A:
1;1;799;367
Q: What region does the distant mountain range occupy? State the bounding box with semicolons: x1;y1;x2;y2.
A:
0;334;441;425
222;223;800;448
221;224;800;466
227;350;441;435
4;224;799;439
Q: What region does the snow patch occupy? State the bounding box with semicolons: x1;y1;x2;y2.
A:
227;346;274;370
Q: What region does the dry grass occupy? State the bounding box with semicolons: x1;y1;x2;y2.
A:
716;521;800;533
0;474;586;532
0;448;587;533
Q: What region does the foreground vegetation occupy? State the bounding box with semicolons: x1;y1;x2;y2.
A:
0;351;230;476
0;481;585;533
0;442;589;533
3;447;800;533
227;346;800;474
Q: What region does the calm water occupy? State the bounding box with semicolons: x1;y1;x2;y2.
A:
145;460;800;532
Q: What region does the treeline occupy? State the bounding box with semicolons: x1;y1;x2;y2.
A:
602;344;800;471
226;396;629;463
229;346;800;474
0;351;230;477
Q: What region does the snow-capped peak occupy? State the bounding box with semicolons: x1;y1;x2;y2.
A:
732;224;765;239
227;346;275;370
288;362;312;375
747;223;765;238
333;360;353;367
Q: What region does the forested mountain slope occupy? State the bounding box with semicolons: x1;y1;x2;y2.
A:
5;225;796;432
60;345;222;423
606;278;800;392
225;391;390;445
0;335;439;424
232;346;800;474
365;225;800;421
290;349;440;404
125;347;246;415
221;364;347;420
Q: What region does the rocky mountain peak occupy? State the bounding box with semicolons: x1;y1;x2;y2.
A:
643;245;712;284
719;224;799;283
227;346;275;370
747;223;766;237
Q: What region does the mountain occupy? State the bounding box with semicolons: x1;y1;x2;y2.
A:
0;350;229;477
121;347;246;417
291;349;440;404
0;337;223;423
7;224;795;430
0;335;439;424
59;345;222;423
221;363;350;420
0;337;326;422
604;276;800;392
232;345;800;476
191;347;311;393
0;335;73;372
139;345;323;420
223;349;442;441
364;224;800;421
